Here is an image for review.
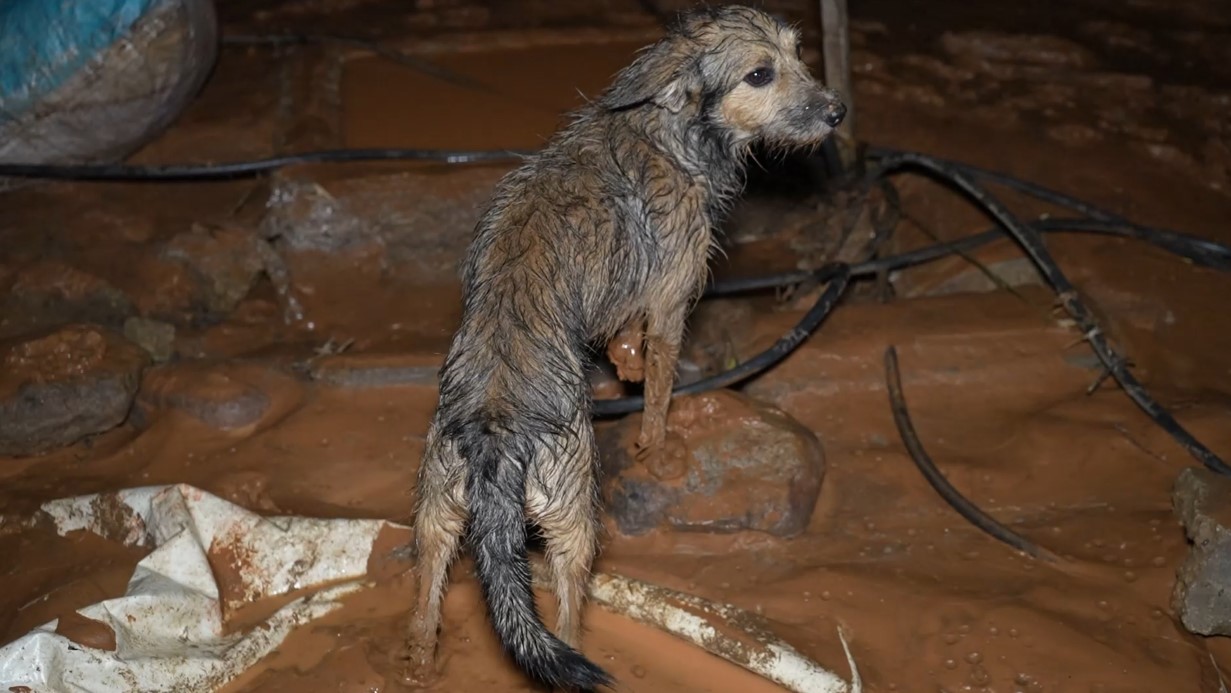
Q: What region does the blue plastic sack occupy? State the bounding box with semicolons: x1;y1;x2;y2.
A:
0;0;218;166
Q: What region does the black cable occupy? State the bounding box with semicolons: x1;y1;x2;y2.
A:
883;345;1060;562
704;216;1231;297
865;146;1123;222
0;148;531;181
591;264;851;416
3;145;1224;274
873;150;1231;477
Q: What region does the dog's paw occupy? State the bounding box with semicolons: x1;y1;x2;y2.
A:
635;430;688;480
608;333;646;383
391;630;441;688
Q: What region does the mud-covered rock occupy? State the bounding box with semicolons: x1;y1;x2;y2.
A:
599;390;825;538
137;362;277;431
261;164;509;285
2;262;135;331
0;324;149;456
1172;467;1231;636
160;225;273;316
262;176;384;254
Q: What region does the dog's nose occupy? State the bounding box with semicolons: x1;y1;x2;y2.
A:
821;101;846;127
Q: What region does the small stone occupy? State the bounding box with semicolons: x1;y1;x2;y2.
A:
1172;467;1231;636
599;390;826;538
0;324;148;456
123;317;176;363
160;224;271;316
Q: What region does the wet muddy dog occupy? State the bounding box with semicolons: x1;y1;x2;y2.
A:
405;5;846;690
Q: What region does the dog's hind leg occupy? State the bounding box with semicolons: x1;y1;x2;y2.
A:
529;428;601;649
405;430;468;681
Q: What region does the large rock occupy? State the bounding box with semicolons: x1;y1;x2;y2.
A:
107;225;293;325
123;317;176;363
599;390;825;538
1172;467;1231;636
0;324;149;456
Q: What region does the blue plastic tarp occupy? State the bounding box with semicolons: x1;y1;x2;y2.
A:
0;0;158;121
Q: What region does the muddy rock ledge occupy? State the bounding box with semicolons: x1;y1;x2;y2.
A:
0;324;149;456
599;390;826;538
1172;467;1231;637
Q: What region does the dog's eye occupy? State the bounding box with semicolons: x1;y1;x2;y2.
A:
795;42;803;59
744;67;774;87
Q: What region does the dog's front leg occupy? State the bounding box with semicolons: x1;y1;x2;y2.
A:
635;300;688;464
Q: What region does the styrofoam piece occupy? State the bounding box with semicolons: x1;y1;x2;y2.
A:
0;484;398;693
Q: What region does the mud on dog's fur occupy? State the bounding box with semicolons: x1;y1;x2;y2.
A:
405;5;845;690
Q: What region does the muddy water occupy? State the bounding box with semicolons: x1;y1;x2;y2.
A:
4;0;1231;691
342;42;645;150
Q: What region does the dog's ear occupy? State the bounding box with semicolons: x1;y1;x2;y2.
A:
602;40;694;113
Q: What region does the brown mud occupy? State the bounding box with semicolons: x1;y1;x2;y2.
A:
3;0;1231;691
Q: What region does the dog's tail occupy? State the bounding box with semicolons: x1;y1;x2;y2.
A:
460;417;612;691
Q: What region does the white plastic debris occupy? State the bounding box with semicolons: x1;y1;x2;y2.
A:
1;484;860;693
590;572;862;693
0;484;399;693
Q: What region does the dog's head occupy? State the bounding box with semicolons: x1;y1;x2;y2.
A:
602;5;846;151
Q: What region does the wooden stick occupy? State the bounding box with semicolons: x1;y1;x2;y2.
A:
819;0;856;167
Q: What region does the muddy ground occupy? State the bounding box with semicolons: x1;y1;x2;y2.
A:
3;0;1231;691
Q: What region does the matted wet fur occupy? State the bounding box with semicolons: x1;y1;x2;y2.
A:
405;5;845;690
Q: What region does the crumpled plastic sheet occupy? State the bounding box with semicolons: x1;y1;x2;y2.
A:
0;484;401;693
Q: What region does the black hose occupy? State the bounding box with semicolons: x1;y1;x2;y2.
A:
865;146;1123;222
883;345;1060;562
873;150;1231;476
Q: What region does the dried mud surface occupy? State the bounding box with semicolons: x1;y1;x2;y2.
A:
3;0;1231;691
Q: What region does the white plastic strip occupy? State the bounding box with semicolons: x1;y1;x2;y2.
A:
590;572;861;693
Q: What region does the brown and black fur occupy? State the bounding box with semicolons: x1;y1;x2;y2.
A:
405;5;846;690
